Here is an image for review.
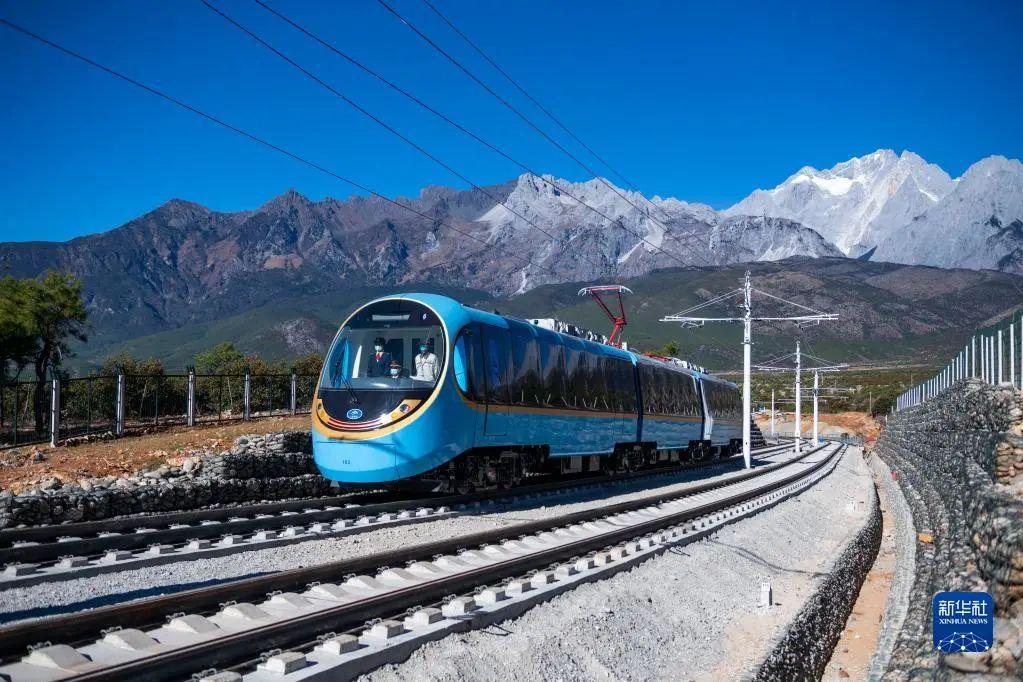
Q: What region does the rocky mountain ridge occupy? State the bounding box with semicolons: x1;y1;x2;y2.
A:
726;150;1023;272
0;174;840;347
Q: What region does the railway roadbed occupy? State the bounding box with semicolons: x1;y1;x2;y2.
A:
0;443;855;681
367;446;876;682
0;444;799;625
1;444;797;582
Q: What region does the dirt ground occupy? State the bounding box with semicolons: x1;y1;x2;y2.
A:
0;415;310;494
756;410;882;442
823;465;897;679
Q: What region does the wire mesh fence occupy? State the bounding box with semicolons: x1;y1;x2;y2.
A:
0;380;49;448
0;372;320;450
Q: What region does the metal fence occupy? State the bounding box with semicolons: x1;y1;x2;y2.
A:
896;318;1022;411
1;372;319;449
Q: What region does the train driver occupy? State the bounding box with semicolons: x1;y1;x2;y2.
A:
389;359;408;379
414;339;440;382
368;336;392;377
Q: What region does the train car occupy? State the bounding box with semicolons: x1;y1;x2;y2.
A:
312;293;743;490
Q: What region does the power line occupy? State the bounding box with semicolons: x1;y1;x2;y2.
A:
419;0;676;227
0;17;564;282
201;0;608;275
250;0;683;269
376;0;696;267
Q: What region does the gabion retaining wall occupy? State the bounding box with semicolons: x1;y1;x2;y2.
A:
755;482;883;681
876;379;1023;678
0;431;329;528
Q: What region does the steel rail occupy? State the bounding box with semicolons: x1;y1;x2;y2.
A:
0;443;792;567
0;442;823;660
67;443;844;682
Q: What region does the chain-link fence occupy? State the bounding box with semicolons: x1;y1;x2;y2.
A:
1;372;320;449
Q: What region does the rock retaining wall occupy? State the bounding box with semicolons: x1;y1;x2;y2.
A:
754;480;883;681
0;431;329;529
875;379;1023;678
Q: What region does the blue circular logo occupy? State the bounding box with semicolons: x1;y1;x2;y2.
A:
346;408;364;420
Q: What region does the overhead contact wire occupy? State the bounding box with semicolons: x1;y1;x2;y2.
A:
0;17;559;279
376;0;698;265
202;0;608;275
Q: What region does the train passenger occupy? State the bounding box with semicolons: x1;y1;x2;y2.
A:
368;336;392;377
414;339;439;382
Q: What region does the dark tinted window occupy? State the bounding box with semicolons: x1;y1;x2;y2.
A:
482;325;511;405
508;320;541;406
457;324;488;403
563;340;587;409
616;360;637;413
537;328;565;408
678;373;700;416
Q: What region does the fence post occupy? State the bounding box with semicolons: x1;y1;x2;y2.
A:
187;369;196;427
290;372;297;416
1012;323;1016;388
115;373;125;436
244;372;251;420
972;335;977;378
49;378;60;447
998;329;1004;384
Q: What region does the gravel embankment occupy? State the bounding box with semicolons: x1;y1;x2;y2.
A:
364;448;875;682
0;450;796;625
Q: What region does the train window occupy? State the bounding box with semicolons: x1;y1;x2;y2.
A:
665;372;680;415
508;320;542;407
482;325;511;405
454;325;487;403
640;364;659;414
453;332;469;394
679;374;697;416
536;329;565;408
599;357;614;412
617;360;636;413
563;342;586;409
584;347;606;411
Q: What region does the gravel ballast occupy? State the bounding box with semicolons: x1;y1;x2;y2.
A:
0;450;798;625
363;448;875;682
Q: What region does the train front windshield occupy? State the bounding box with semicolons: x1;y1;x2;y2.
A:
319;299;446;423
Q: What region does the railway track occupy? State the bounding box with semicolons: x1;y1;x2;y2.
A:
0;441;842;681
0;443;797;587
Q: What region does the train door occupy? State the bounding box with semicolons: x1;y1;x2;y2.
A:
613;359;628;436
482;325;511;436
699;379;714;441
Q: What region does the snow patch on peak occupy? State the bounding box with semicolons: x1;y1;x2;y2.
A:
725;149;953;255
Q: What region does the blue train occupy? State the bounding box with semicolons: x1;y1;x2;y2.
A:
312;293;743;490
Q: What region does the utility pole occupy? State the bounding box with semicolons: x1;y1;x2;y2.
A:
770;388;775;440
742;273;752;468
813;370;820;446
756;344;846;453
795;341;802;452
661;271;837;468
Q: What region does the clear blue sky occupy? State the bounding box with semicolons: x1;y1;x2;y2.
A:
1;0;1021;243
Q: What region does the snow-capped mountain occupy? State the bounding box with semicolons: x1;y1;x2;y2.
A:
0;173;843;345
479;174;841;292
725;149;954;256
873;156;1023;270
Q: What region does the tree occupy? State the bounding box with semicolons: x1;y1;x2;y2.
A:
0;277;36;383
97;352;164;377
26;272;88;432
194;342;247;375
651;340;681;357
289;352;325;377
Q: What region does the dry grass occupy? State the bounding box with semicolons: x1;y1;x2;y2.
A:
0;415;310;494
